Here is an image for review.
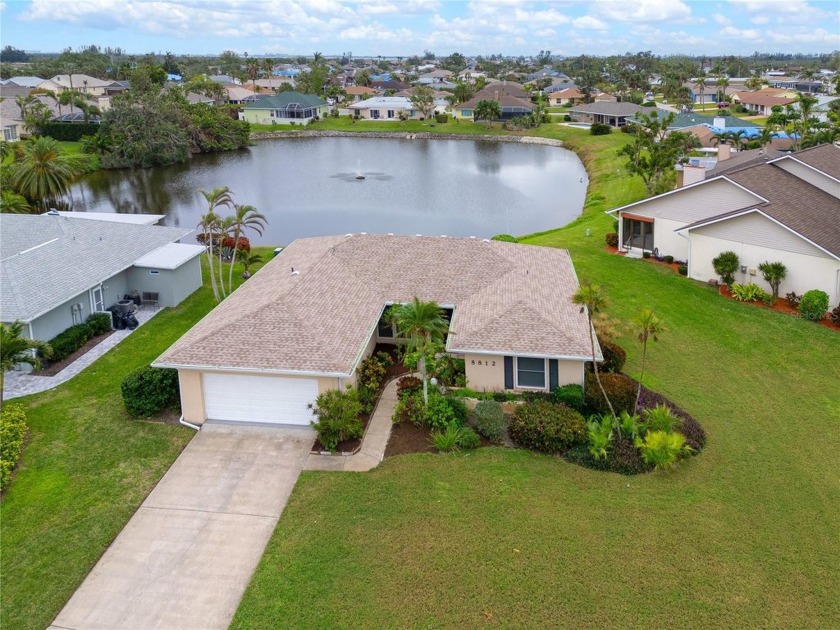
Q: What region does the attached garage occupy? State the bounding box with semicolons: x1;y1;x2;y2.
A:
202;373;318;426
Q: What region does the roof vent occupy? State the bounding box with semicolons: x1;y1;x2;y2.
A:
469;236;476;239
415;233;422;236
345;233;353;236
360;232;368;235
47;209;59;216
291;267;299;276
482;238;490;243
387;232;394;236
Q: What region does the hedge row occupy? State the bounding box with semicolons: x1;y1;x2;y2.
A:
121;366;181;418
43;313;112;363
40;122;100;142
1;404;28;492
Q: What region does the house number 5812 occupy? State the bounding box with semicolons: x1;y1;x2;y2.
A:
471;360;496;367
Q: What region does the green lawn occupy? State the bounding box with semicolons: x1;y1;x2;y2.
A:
251;117;515;135
232;128;840;628
0;249;273;630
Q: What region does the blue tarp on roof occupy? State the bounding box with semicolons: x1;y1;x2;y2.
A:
705;124;791;139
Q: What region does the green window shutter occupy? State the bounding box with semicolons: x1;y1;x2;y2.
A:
549;359;559;391
504;357;514;389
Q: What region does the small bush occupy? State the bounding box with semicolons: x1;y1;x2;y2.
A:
605;232;619;248
356;353;390;413
447;396;469;425
565;435;652;475
642;251;651;259
310;387;363;451
434;113;449;124
663;255;674;264
563;114;571;121
456;426;481;450
430;423;461;452
392;392;425;425
492;391;511;402
829;305;840;325
799;289;829;321
508;401;586;453
584;373;636;416
424;392;460;430
678;264;688;276
785;292;802;307
553;384;584;412
491;234;518;243
397;375;422;398
643;404;680;433
121;366;181;418
587;416;613;460
432;354;466;387
45;323;94;362
600;342;626;373
712;250;739;285
635;430;692;470
1;404;28;492
730;282;771;303
615;411;642;440
86;312;112;335
590;123;612;135
473;400;506;441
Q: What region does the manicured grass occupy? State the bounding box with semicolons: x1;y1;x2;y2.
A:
251;117;514;135
0;248;273;630
232;126;840;628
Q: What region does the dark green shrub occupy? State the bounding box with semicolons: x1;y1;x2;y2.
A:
564;435;652;475
799;289;829;321
309;386;363;451
397;375;422;398
456;426;481;450
508;401;586;453
663;255;674;264
605;232;619;248
86;312;112;335
642;100;656;107
473;400;506;441
44;323;94;362
712;250;739;285
492;391;510;402
1;404;28;492
447;396;468;425
392;392;425;425
600;342;626;373
563;114;571;121
584;373;636;416
554;384;584;411
432;355;466;387
434;113;449;123
678;264;688;276
590;123;612;135
642;251;651;259
41;122;100;142
522;390;555;403
829;305;840;325
491;234;518;243
121;366;181;418
424;392;461;430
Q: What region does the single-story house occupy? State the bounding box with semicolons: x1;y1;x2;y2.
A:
155;235;600;427
0;213;204;347
37;74;125;97
253;77;296;91
349;96;447;120
0;76;45;88
0;94;61;139
730;91;796;115
548;88;585;106
768;79;823;93
240;92;328;125
417;69;453;84
344;85;378;102
570;102;658;128
608;143;840;305
455;93;534;120
224;85;258;104
682;80;742;104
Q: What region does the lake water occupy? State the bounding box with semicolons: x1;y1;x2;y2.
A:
68;137;588;244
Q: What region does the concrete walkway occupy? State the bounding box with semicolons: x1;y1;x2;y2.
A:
303;374;402;472
5;309;159;400
49;424;314;630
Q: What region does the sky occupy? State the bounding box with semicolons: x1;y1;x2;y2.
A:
1;0;838;58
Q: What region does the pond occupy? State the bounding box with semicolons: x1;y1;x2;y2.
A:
68;137;588;244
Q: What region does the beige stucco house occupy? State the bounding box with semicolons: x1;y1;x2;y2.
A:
608;143;840;305
38;74;124;97
155;235;600;427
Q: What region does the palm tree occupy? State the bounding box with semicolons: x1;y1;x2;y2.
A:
632;309;665;409
14;94;37;121
215;215;236;298
474;99;501;126
716;75;730;103
240;253;263;279
0;190;31;214
197;187;235;302
10;137;80;211
758;261;787;300
571;283;615;418
390;298;449;404
226;203;267;295
755;127;778;149
0;321;52;409
246;59;260;92
693;76;706;110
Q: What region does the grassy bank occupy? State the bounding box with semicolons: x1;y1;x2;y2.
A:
251;117;515;135
0;249;272;630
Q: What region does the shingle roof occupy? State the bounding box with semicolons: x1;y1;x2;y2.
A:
736;92;796;107
783;143;840;181
242;91;325;109
1;215;192;323
156;235;596;375
570;102;659;117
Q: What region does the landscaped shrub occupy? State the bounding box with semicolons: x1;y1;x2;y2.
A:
491;234;518;243
430;423;461;452
447;396;469;425
586;416;613;460
635;385;706;451
730;282;772;304
676;415;706;452
605;232;619;248
563;114;572;121
356;353;390;413
584;373;636;416
799;290;829;321
396;375;422;398
758;261;787;300
121;366;181;418
41;121;100;142
829;304;840;325
424;392;461;430
508;400;586;453
434;113;449;123
1;404;28;492
45;323;95;362
565;435;652;475
785;292;801;308
635;430;692;470
643;404;680;433
712;251;739;285
432;354;466;387
663;255;674;264
309;386;363;451
553;384;584;412
86;312;112;336
456;426;481;450
590;123;612;135
392;392;425;425
473;400;506;441
492;391;511;402
600;342;626;373
678;264;688;276
642;251;651;259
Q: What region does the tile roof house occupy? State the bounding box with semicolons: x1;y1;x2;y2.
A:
608;143;840;306
1;213;204;348
547;88;584;106
155;235;599;426
239;91;328;125
455;84;534;121
569;102;659;128
349;95;447;120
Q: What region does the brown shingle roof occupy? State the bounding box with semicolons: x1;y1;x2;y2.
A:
736;92;795;107
157;236;595;374
784;143;840;181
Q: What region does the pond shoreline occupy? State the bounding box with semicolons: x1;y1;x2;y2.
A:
249;129;564;147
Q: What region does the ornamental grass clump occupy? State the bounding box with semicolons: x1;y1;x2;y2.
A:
634;430;693;470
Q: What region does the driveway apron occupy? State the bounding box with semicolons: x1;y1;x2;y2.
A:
49;423;314;630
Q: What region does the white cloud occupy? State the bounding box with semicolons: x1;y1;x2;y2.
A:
766;27;840;46
513;7;570;25
594;0;692;22
712;13;732;25
719;25;761;40
750;15;770;24
573;15;608;31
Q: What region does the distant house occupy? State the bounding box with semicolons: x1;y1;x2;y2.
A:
455;83;533;120
240;92;328;125
548;88;584;107
607;144;840;305
344;85;378;102
349;95;446;120
569;102;658;128
768;78;823;93
0;213;204;348
417;69;453;84
730;92;796;115
38;74;125;97
224;85;258;105
0;76;45;88
253;77;295;92
0;94;60;139
683;80;740;104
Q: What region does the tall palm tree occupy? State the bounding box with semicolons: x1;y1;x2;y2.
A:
571;283;615;418
198;187;235;302
246;59;260;93
755;127;778;149
226;203;267;295
0;321;52;409
10;137;80;211
474;99;501;125
0;190;31;214
716;75;730;103
215;215;236;299
693;76;706;110
391;298;449;404
14;94;37;121
633;309;665;409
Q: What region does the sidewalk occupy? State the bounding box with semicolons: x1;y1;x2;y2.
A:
303;374;403;472
5;309;160;400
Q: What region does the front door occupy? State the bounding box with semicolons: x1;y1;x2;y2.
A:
92;286;104;312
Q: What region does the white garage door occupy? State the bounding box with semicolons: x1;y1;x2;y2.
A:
203;373;319;425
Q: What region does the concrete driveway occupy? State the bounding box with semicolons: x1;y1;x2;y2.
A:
50;423;314;630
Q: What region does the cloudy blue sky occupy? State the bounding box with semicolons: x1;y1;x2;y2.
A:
2;0;838;57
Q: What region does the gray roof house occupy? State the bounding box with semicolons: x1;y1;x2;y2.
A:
569;102;659;127
1;214;204;344
156;235;600;426
240;91;328;125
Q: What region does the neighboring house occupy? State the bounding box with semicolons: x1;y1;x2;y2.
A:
154;234;600;427
608;144;840;305
544;81;577;95
0;76;45;88
253;77;295;91
0;94;61;139
344;85;378;102
682;81;740;104
224;85;258;104
730;92;796;115
592;93;618;103
38;74;125;97
548;88;584;106
240;92;328;125
570;102;658;128
813;95;840;123
417;69;453;84
455;83;533;120
0;213;204;349
349;95;446;120
768;79;824;93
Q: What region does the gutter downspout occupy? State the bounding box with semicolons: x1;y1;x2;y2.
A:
179;415;201;431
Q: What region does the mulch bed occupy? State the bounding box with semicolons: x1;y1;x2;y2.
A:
385;421;499;458
32;331;115;377
605;246;683;273
719;285;840;332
